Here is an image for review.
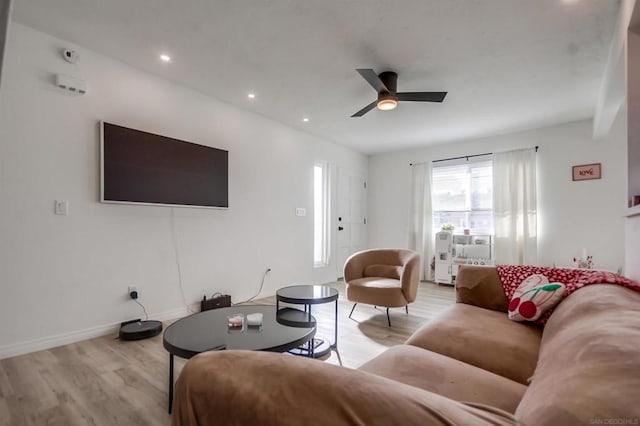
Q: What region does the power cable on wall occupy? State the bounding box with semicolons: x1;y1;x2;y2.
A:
134;299;149;320
233;268;271;305
170;207;195;314
170;208;269;309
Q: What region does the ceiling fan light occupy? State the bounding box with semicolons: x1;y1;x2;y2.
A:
377;98;398;111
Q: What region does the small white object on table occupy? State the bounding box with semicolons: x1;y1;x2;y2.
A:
246;313;263;327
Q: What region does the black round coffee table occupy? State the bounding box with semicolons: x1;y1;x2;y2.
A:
163;305;315;413
276;285;339;358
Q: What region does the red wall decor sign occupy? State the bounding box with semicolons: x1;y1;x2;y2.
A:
572;163;601;181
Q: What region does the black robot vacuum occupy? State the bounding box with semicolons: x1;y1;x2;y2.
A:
119;319;163;341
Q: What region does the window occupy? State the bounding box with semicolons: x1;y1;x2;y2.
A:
432;159;493;235
314;162;330;267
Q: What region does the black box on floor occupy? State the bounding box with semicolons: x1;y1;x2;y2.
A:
201;293;231;311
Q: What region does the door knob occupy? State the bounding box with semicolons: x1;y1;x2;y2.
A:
338;226;344;231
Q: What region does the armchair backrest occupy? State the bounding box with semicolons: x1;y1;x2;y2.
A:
363;264;402;280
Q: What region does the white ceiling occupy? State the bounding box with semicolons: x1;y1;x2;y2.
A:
12;0;619;155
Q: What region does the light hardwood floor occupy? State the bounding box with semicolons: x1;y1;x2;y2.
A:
0;281;455;426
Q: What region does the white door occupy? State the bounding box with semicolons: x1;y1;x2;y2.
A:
336;167;367;279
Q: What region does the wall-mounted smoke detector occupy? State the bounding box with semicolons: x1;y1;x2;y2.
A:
62;49;79;64
55;74;87;95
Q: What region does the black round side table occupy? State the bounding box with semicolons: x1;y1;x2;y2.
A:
276;285;339;358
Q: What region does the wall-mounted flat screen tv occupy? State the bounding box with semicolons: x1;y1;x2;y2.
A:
100;121;228;208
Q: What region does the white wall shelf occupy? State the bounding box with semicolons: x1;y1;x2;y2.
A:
625;204;640;217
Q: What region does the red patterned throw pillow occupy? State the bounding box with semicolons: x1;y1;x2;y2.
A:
508;274;566;322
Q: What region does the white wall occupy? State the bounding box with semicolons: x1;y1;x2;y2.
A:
0;0;11;88
0;23;367;357
625;28;640;281
629;31;640;202
626;210;640;281
369;116;628;273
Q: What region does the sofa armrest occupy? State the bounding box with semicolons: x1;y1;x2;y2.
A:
172;351;517;426
455;265;509;312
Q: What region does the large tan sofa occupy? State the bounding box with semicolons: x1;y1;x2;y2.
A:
171;265;640;425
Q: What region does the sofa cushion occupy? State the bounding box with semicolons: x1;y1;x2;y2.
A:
346;277;407;307
456;265;510;312
507;274;565;322
516;285;640;425
406;303;542;385
173;350;519;426
358;344;527;413
363;264;402;279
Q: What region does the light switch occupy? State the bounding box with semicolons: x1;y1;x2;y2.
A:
55;200;69;216
295;208;306;217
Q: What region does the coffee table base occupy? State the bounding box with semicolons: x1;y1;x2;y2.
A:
288;337;331;358
276;285;339;361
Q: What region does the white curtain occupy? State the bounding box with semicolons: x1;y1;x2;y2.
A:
408;163;433;280
492;148;537;265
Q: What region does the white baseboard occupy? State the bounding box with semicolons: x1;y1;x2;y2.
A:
0;304;196;360
152;305;193;323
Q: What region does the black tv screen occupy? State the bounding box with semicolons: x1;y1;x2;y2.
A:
100;122;228;208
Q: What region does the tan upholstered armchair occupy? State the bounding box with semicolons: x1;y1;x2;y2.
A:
344;248;421;326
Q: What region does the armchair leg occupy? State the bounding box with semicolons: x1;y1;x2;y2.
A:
405;305;408;314
386;308;391;327
348;303;357;319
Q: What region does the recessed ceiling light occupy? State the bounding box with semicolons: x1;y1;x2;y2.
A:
160;54;171;62
247;93;256;99
302;118;310;122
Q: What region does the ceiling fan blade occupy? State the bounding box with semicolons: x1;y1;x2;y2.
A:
397;92;447;102
351;101;378;117
356;69;389;93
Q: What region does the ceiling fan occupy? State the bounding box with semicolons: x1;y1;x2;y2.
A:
351;69;447;117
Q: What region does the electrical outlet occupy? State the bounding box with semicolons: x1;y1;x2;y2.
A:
128;286;138;299
54;200;69;216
